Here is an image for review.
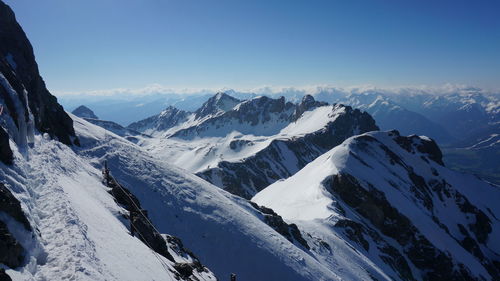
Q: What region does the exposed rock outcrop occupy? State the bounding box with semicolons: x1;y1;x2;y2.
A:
328;173;483;280
250;202;309;250
0;126;13;164
0;183;31;231
103;168;213;279
167;235;212;280
293;94;328;120
0;1;77;146
0;220;24;268
0;183;30;269
198;104;379;198
0;268;12;281
103;170;174;262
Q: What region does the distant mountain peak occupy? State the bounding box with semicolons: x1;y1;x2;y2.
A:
127;105;190;134
295;94;328;120
72;105;98;119
194;92;240;119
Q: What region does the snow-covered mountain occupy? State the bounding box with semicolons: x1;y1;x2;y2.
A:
193;92;241;120
128;106;191;136
134;94;378;198
254;130;500;281
127;93;242;136
71;116;341;281
325;92;455;144
0;4;363;281
2;1;499;280
390;92;499;141
71;105;150;143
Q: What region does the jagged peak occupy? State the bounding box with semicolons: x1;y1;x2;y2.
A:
194;92;241;119
294;95;328;120
301;94;316;104
159;105;186;116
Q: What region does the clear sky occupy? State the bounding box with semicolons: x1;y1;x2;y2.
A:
4;0;500;93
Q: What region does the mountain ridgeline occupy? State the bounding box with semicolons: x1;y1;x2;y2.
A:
1;0;499;280
254;130;500;281
129;93;379;198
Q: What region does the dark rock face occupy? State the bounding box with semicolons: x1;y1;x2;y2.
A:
129;211;175;262
197;104;379;198
103;171;174;262
0;126;13;164
359;132;498;279
0;269;12;281
324;144;500;281
293;94;328;120
334;219;416;281
0;1;77;145
0;220;24;268
166;235;212;279
72;105;98;119
391;130;444;165
0;184;31;270
328;173;479;281
0;183;31;231
250;202;309;250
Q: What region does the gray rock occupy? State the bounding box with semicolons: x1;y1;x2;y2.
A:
0;1;77;146
0;127;13;165
72;105;98;119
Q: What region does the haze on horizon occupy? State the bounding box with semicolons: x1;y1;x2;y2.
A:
4;0;500;94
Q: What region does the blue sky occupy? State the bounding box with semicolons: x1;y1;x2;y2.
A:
4;0;500;93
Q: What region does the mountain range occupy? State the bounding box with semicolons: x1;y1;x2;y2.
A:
68;87;500;186
1;1;499;281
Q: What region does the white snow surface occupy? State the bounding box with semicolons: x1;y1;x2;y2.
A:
1;115;341;281
70;115;341;281
140;104;344;173
1;136;202;280
254;131;500;280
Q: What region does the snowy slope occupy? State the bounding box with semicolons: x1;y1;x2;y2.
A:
71;115;342;281
138;94;378;198
83;118;150;143
0;133;217;280
254;130;500;280
1;113;348;281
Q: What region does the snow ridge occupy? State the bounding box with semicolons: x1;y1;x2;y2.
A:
254;130;500;280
